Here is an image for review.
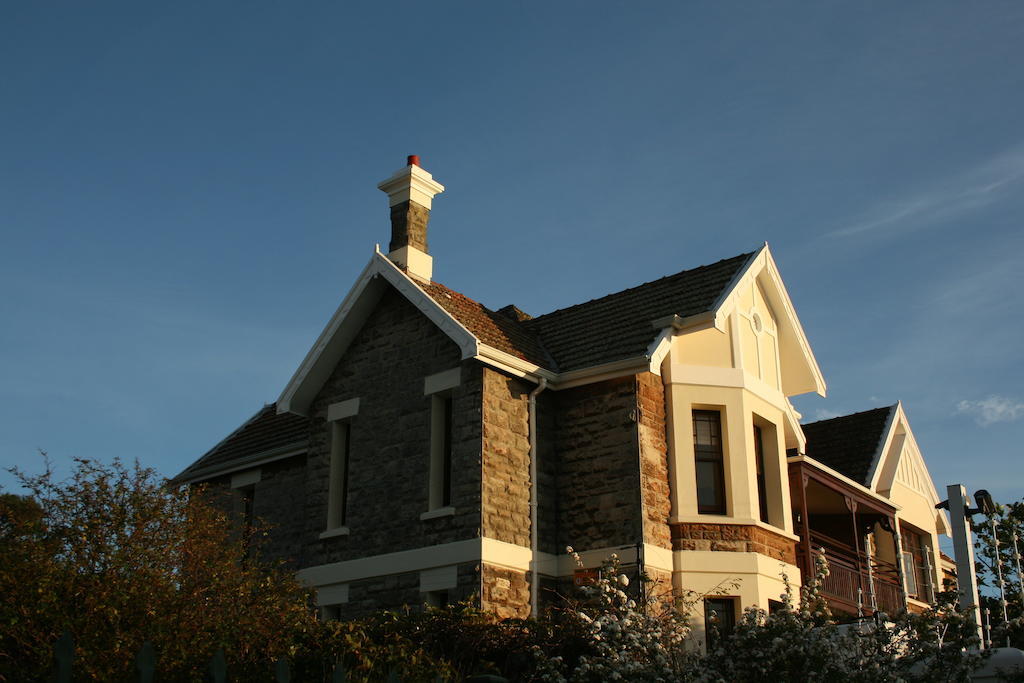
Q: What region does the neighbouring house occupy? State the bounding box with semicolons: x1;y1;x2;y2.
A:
173;157;951;643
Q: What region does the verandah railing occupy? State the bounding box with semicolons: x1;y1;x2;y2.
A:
799;530;904;615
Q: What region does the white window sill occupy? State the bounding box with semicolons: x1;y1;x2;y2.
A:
420;506;455;521
319;526;350;539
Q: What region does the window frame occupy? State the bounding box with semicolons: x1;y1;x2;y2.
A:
693;409;727;515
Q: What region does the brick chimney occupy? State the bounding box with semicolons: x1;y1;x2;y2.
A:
377;155;445;282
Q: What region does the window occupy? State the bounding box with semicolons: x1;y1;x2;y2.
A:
424;590;449;609
754;424;769;523
429;394;453;510
323;398;359;535
326;421;351;530
693;410;726;514
901;526;934;602
704;597;737;649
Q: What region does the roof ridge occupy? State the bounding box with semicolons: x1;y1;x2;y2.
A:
423;279;558;370
526;251;756;323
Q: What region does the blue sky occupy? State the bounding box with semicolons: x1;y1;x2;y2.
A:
2;2;1023;511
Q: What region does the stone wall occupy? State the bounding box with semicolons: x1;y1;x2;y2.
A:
553;376;643;552
670;522;797;565
202;454;308;568
339;562;480;619
305;287;483;567
480;369;531;548
636;372;671;550
480;563;530;619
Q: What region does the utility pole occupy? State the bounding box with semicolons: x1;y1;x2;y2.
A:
939;484;985;646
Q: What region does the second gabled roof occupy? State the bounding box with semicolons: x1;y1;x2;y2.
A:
801;405;897;486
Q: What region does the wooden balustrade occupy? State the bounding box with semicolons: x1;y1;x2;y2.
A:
798;531;904;614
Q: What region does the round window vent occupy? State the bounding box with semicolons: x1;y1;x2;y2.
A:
751;311;764;333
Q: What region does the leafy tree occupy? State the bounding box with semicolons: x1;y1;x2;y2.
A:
973;498;1024;648
0;455;317;681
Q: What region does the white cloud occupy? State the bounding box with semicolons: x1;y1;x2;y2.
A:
813;409;844;421
956;395;1024;426
827;145;1024;240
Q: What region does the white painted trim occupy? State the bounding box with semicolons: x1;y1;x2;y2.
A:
316;583;350;606
377;163;445;209
173;445;307;485
673;548;801;579
230;469;261;489
554;356;651;389
388;245;433;282
319;526;350;540
420;565;458;592
646;328;674;376
297;537;673;588
474;345;557;382
867;403;949;536
327;398;360;422
277;251;481;416
420;506;455;521
866;404;900;492
423;368;461;396
788;455;902;510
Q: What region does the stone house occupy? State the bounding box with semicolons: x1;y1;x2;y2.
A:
174;157;951;641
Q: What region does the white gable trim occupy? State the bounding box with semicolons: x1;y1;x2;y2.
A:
868;403;948;534
713;244;826;398
277;249;480;416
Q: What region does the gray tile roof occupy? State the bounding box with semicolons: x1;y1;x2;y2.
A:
522;252;755;372
174;403;307;483
801;405;897;486
181;251;755;480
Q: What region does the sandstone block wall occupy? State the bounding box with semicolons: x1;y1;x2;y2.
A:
480;369;531;548
636;372;671;550
670;522;797;565
480;563;530;619
305;288;483;567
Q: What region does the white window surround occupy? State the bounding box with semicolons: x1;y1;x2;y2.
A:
425;370;459;514
316;582;350;606
319;526;350;539
328;398;360;422
420;565;458;592
424;368;461;396
325;397;360;533
231;469;261;489
420;506;455;520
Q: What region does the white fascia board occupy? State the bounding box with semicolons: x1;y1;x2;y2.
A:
474;345;558;383
553;356;651;390
277;249;480;416
277;255;382;416
173;444;307;485
789;455;901;511
867;404;901;493
759;247;827;397
711;245;826;398
869;404;948;534
783;401;806;453
645;328;674;376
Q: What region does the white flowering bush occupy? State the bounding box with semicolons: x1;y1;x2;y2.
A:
534;547;695;682
701;550;986;683
535;547;986;683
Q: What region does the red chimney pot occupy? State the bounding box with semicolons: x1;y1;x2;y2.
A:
407;155;420;167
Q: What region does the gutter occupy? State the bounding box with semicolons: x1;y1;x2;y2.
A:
528;377;548;617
